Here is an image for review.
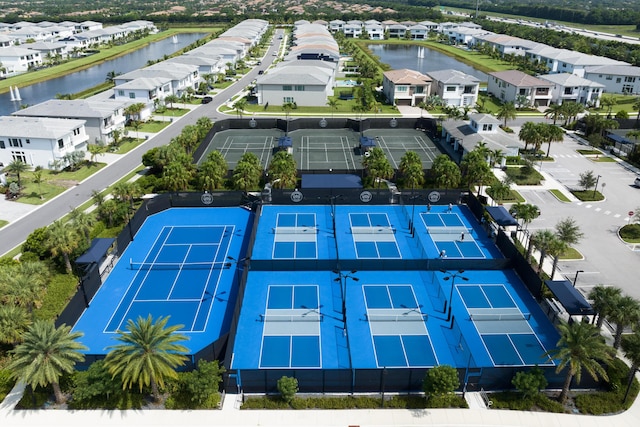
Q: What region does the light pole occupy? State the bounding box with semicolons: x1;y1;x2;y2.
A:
593;175;601;198
333;269;358;327
573;270;584;287
441;269;469;326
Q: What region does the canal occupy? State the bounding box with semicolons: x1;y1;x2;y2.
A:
367;44;488;82
1;33;207;116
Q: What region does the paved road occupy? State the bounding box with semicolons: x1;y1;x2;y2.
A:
0;30;284;257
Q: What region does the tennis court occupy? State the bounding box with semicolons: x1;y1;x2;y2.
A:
457;283;554;367
72;208;253;355
349;212;401;259
293;129;360;171
420;211;486;259
272;212;318;259
363;129;441;169
198;129;281;168
363;284;436;367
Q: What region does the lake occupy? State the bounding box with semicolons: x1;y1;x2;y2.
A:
1;33;207;116
367;44;488;82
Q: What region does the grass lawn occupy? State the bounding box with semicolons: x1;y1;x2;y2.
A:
577;149;602;155
128;120;171;133
153;108;190;117
0;220;7;229
10;162;106;205
549;189;571;202
592;156;617;163
504;166;544;185
571;190;605;202
114;137;146;154
559;247;583;260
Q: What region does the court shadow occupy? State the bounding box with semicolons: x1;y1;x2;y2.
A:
409;408;431;417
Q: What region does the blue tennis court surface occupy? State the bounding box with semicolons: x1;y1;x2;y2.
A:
72;208;253;355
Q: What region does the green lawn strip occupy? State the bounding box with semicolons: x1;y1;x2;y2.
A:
503;166;544;185
15;182;66;205
153;108;190;117
577;149;603;155
549;189;571;202
571;190;604;202
0;220;7;229
559;247;583;260
592;157;617;163
126;120;171;133
114;138;146;154
0;28;219;94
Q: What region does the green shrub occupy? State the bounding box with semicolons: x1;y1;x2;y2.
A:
0;369;15;402
490;392;564;412
34;273;78;321
277;376;298;403
22;226;51;259
68;360;143;409
504;166;543;185
512;367;547;398
165;360;224;409
423;365;459;398
620;224;640;240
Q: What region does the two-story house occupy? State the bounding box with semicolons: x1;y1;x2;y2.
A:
487;70;553;108
427;69;480;107
382;69;432;106
538;73;604;107
0;116;89;169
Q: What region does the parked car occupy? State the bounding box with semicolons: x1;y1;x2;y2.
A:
634;176;640;187
258;70;264;75
201;96;213;104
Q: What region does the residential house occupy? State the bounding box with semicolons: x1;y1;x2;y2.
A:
427;69;480;107
343;23;363;38
0;47;43;76
114;62;199;97
364;22;384;40
113;76;172;114
329;20;345;32
538;73;604;107
0;116;88;169
256;61;335;107
387;24;407;39
487;70;553;108
13;99;128;145
382;69;432;106
583;65;640;95
0;35;15;47
408;24;429;40
27;41;69;62
441;114;518;161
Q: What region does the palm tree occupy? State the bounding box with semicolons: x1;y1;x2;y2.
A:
621;331;640;396
430;155;461;189
232;152;262;191
608;296;640;349
198;151;228;191
362;147;393;189
4;159;31;188
112;181;141;208
548;238;568;280
518;121;542;152
496;101;517;128
545;103;564;125
162;162;193;191
542;124;565;157
459;149;491;196
600;94;617;118
327;98;339;117
267;151;298;189
0;305;31;345
164;94;179;109
545;320;614;404
588;285;622;329
633;97;640;125
233;98;248;118
399;151;424;189
8;320;86;404
69;207;95;247
47;220;80;273
104;315;188;402
531;229;557;277
508;203;540;231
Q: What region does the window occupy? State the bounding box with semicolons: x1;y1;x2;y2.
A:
118;90;124;96
0;140;5;149
519;89;527;95
415;86;424;94
396;85;407;92
564;87;573;95
283;85;292;91
625;76;636;83
445;86;456;92
482;124;493;131
73;128;81;136
129;92;135;99
58;139;64;149
463;85;475;94
10;138;22;147
283;97;294;103
615;77;621;83
11;151;26;163
294;85;305;91
25;139;30;144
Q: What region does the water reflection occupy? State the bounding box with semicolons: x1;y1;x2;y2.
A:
367;44;487;82
1;33;207;116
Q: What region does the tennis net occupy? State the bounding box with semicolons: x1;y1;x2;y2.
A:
366;313;428;322
259;313;323;322
351;226;396;235
470;313;531;321
427;226;469;235
129;260;229;270
274;226;318;234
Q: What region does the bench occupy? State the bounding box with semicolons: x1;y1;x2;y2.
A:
480;388;493;408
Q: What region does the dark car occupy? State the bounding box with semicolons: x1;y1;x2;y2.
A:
201;96;213;104
258;70;264;75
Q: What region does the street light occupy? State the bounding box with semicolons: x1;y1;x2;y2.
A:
441;269;469;326
593;175;601;198
333;269;358;327
573;270;584;287
408;191;425;237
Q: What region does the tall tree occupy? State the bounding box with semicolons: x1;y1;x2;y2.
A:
542;124;565;157
47;220;80;273
518;121;542;152
554;217;584;248
588;285;622;329
496;101;517;128
162;162;193;192
398;151;424;189
430;155;461;189
104;315;188;402
362;147;393;189
545;321;614;404
459;149;491;196
608;296;640;349
232;152;262;191
69;207;95;247
0;305;31;346
198;151;228;191
531;229;557;277
267;150;298;189
8;320;86;404
233;98;248;118
621;331;640;392
326;98;339;117
164;94;179;109
545;103;564;125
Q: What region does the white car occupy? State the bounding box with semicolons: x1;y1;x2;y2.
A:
634;176;640;187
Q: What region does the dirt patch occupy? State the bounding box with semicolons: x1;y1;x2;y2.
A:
49;180;79;189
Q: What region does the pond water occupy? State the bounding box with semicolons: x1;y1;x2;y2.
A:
1;33;207;116
367;44;488;82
